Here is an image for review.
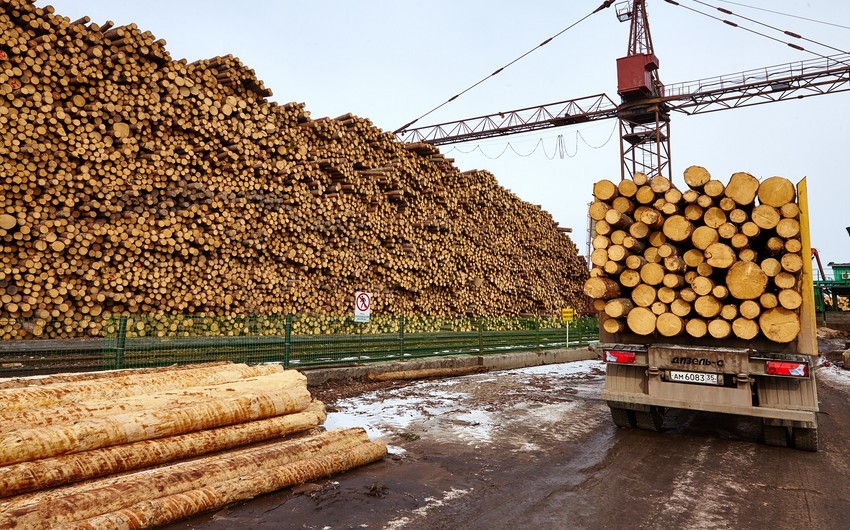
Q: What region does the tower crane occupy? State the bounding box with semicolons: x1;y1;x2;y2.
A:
394;0;850;183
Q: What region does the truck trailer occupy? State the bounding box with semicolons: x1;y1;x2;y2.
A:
589;174;818;451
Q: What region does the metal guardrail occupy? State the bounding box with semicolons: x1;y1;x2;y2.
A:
0;315;599;377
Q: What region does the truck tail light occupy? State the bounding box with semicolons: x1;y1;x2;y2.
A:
766;361;808;377
605;350;636;364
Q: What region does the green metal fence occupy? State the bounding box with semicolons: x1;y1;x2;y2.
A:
0;314;598;377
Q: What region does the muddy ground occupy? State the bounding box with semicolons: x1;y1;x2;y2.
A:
166;335;850;530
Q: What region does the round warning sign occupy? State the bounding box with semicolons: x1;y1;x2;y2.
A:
354;291;372;322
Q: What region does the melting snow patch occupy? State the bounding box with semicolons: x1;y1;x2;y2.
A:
817;364;850;387
324;360;601;448
383;488;471;530
509;359;603;377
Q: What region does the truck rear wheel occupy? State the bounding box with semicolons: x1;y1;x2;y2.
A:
634;406;664;431
610;406;636;428
763;424;789;447
791;427;819;452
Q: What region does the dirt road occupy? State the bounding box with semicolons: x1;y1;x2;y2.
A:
169;361;850;530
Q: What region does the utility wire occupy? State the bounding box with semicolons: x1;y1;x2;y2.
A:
716;0;850;31
394;0;615;134
664;0;850;65
688;0;849;56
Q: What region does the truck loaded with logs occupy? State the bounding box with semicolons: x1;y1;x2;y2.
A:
584;167;819;451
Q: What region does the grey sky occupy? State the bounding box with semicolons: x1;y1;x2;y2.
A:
35;1;850;273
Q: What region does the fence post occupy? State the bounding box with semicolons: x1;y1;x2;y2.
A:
115;315;128;369
478;319;483;354
399;315;405;357
535;319;541;350
284;315;292;369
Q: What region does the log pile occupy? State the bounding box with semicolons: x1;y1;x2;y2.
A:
0;362;386;528
585;168;806;344
0;0;588;340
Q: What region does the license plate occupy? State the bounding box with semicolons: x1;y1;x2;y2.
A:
668;370;721;385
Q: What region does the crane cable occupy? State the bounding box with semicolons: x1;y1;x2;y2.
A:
665;0;850;65
393;0;616;134
688;0;850;56
716;1;850;32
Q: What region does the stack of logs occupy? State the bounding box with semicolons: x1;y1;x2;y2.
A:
0;361;386;528
584;167;806;344
0;0;589;339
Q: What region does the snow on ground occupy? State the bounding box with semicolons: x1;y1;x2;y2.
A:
323;359;606;453
817;359;850;388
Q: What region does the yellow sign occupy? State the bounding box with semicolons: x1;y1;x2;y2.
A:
561;307;574;322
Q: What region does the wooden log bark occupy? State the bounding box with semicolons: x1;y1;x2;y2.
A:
704;242;736;269
752;204;780;230
584;277;620;299
662;215;694;243
683;165;710;190
691;276;715;297
726;261;768;300
589;201;610;221
759;307;801;343
0;372;306;433
0;363;285;413
620;269;642;288
0;384;312;466
639;262;665;286
618;179;638;198
604;298;634;318
691;226;719;250
758;176;796;207
732;317;760;340
670;298;692;317
720;303;738;321
760;292;779;309
724;172;759;206
626;307;657;336
708;319;732;339
631;284;657;308
0;427;368;528
656;312;684;337
703;180;726;199
776;218;800;239
685;318;708;338
739;300;761;320
593;180;619;201
657;286;677;304
778;288;803;310
694;295;722;318
0;401;326;498
602;317;625;334
57;441;388;530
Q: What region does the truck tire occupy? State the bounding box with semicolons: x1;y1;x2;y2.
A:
762;424;788;447
634;406;664;431
610;406;636;428
791;427;819;452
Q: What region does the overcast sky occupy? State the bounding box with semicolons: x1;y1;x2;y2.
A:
36;1;850;273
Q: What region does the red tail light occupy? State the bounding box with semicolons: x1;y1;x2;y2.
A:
766;361;809;377
605;350;636;364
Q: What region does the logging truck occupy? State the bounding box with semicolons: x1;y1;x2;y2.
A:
589;171;819;451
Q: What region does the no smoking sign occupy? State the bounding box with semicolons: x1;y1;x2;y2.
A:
354;291;372;323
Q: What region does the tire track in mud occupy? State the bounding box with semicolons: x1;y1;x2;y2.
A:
645;441;754;529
